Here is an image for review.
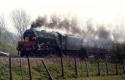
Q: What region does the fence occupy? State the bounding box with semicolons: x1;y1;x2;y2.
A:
0;55;125;80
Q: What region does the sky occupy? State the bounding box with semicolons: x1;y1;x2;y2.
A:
0;0;125;32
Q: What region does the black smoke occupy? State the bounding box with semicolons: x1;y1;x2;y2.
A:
96;26;110;39
32;15;83;35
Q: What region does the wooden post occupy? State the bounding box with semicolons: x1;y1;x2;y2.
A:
122;63;125;73
74;57;78;78
9;55;13;80
27;57;32;80
85;58;89;77
60;55;64;78
122;60;125;74
105;59;109;75
41;59;53;80
115;62;118;75
19;58;24;80
97;59;100;76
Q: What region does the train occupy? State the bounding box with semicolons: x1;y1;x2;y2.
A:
17;28;113;58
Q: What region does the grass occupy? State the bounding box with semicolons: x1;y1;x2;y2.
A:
0;57;125;80
67;75;125;80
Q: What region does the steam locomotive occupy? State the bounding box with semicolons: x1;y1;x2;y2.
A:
17;28;88;57
17;28;113;58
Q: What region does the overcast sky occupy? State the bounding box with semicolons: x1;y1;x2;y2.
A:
0;0;125;32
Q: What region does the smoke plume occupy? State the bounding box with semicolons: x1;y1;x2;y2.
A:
32;15;83;35
32;15;125;42
96;26;111;39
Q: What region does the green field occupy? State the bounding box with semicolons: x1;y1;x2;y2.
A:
67;75;125;80
0;57;125;80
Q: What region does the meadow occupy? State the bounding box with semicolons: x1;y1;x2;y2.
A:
0;56;125;80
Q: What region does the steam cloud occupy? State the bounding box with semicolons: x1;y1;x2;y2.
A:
32;15;83;34
32;15;124;42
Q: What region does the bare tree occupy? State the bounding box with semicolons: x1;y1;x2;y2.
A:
0;16;6;39
11;9;30;40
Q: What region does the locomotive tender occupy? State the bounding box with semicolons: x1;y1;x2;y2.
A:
17;28;87;57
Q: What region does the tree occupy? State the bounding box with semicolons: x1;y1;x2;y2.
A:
11;9;30;40
0;16;6;39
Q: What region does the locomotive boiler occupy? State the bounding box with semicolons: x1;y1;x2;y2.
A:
17;28;87;57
